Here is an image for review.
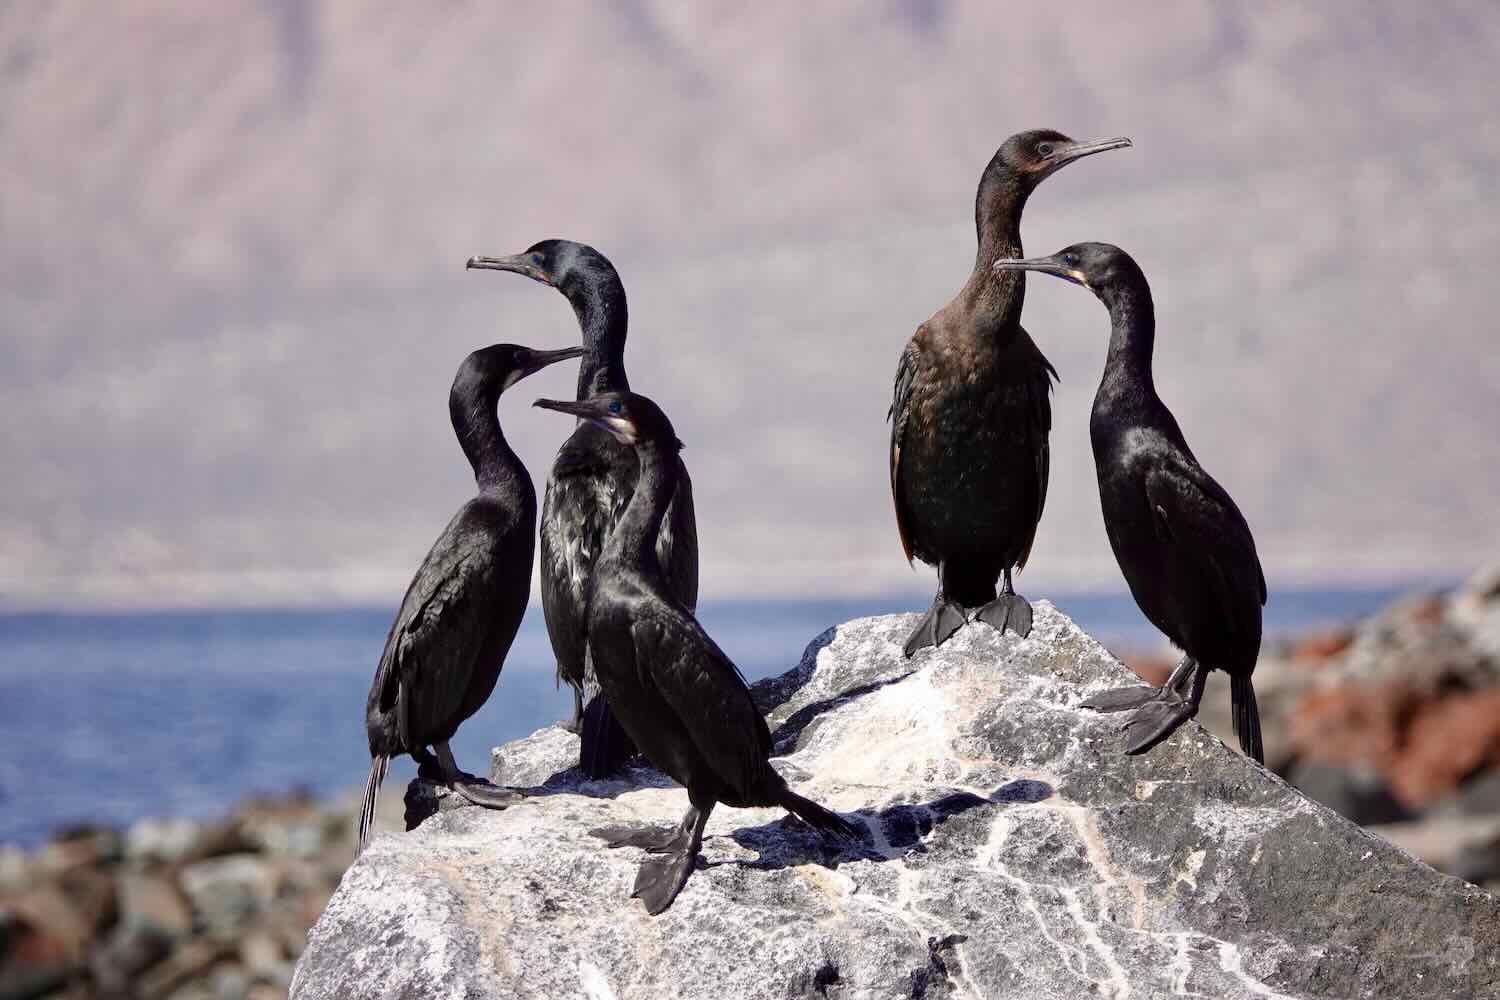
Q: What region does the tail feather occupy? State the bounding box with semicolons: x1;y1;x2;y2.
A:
776;787;861;842
1231;675;1264;765
579;695;638;779
357;754;390;857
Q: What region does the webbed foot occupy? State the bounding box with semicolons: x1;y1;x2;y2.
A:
1081;685;1161;713
974;592;1034;638
1120;697;1199;755
450;780;525;809
632;848;699;915
590;824;682;852
903;598;968;657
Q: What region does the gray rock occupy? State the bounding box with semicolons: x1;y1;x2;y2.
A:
178;855;275;936
292;605;1500;1000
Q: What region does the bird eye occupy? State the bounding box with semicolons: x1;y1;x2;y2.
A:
1036;142;1054;157
1062;253;1079;266
607;400;622;415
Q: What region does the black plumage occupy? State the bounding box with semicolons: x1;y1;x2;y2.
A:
995;243;1266;762
534;391;858;915
468;242;698;778
890;130;1131;657
357;343;582;855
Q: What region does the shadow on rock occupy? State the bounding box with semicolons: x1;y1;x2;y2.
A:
749;625;839;716
720;778;1053;873
766;667;921;755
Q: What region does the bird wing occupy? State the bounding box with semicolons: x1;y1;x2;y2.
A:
660;458;700;612
1144;459;1267;644
888;337;921;563
1015;347;1058;571
376;509;510;750
540;435;619;694
630;611;771;799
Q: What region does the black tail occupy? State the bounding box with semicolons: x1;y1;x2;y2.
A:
776;787;861;842
579;695;638;779
1231;675;1264;765
357;754;389;857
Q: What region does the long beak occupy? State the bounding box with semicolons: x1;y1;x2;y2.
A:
533;397;602;420
992;255;1088;286
1052;135;1132;168
466;253;552;285
524;346;584;375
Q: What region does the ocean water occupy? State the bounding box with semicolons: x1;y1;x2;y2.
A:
0;587;1418;846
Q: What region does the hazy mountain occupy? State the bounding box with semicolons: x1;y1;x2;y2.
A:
2;0;1497;608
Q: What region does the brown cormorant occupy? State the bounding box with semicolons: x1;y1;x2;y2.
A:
891;130;1131;657
468;242;698;779
534;390;858;914
357;343;582;855
995;243;1266;762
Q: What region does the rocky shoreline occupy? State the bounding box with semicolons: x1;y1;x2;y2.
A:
4;565;1499;998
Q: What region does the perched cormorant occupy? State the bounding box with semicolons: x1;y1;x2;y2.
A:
533;391;858;914
357;343;583;855
468;243;698;779
890;130;1131;657
994;243;1266;762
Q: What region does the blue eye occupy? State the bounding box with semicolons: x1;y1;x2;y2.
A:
607;400;622;415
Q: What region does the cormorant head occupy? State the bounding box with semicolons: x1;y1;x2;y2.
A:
452;343;584;401
992;242;1147;304
466;240;621;301
532;391;682;451
993;130;1132;189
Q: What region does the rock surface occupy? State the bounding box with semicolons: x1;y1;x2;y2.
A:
292;605;1500;1000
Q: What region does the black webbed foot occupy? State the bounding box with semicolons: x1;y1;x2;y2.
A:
590;824;682;852
450;780;525;809
1120;697;1198;755
1081;684;1162;713
632;848;699;916
974;592;1034;638
903;598;968;657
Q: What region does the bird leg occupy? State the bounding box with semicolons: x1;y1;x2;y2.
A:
560;685;586;735
1081;654;1196;713
630;804;712;916
902;591;968;658
974;568;1035;638
409;746;447;783
1119;659;1209;755
435;742;525;808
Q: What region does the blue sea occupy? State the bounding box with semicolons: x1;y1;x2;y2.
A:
0;587;1420;846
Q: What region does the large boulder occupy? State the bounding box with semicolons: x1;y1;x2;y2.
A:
291;605;1500;999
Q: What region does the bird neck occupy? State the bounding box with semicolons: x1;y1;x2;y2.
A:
606;440;678;573
568;275;630;399
968;170;1029;333
1095;280;1159;411
451;390;527;495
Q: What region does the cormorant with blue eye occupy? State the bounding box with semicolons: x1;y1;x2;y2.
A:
891;130;1131;657
468;242;698;779
994;243;1266;762
357;343;583;855
534;390;858;915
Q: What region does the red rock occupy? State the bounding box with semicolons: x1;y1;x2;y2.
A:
1290;627;1354;663
1389;689;1500;806
1118;653;1174;686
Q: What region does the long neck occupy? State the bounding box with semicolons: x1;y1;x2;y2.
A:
1095;279;1158;414
452;390;526;495
569;276;629;400
965;166;1030;333
606;440;678;573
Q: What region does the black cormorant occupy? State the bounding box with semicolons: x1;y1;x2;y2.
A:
468;243;698;778
890;130;1131;657
994;243;1266;762
534;390;858;914
357;343;583;855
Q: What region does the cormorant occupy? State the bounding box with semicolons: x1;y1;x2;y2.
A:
468;243;698;779
994;243;1266;762
357;343;583;855
533;390;858;914
890;130;1131;657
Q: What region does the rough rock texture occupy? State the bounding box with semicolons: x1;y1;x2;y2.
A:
292;605;1500;1000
